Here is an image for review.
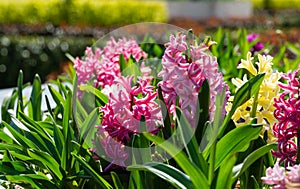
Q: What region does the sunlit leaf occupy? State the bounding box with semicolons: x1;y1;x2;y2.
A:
128;162;192;189
214;124;262;170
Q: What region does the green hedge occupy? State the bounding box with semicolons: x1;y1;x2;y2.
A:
0;0;167;26
252;0;300;9
0;35;91;88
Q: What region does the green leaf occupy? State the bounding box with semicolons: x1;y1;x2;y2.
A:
79;108;99;148
153;44;163;57
129;170;142;189
196;79;210;144
62;91;72;139
130;133;151;164
157;86;172;139
9;151;33;161
214;124;262;170
128;162;192;189
45;95;54;118
17;70;24;113
286;42;300;55
49;115;64;158
232;143;277;181
200;86;226;155
2;121;37;149
143;133;208;188
74;98;88;125
2;161;30;173
48;85;65;106
27;149;63;180
72;153;113;189
78;85;108;105
175;107;208;176
111;172;124;189
216;154;237;189
16;112;59;159
231;73;265;115
29;74;42;121
0;162;21;175
18;112;53;142
0;143;24;153
219;73;265;137
65;52;76;63
237;29;249;58
6;173;57;189
5;174;41;188
1;89;18;123
121;57;142;79
61;91;73;171
119;54;127;72
0;126;14;143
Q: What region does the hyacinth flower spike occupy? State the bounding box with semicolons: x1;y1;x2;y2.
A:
226;52;281;142
272;69;300;167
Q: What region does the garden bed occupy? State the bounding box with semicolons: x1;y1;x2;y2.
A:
1;9;300;89
1;21;300;188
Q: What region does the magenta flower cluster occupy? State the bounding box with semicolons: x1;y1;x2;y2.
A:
158;33;229;125
272;70;300;166
74;37;151;169
99;76;162;143
262;163;300;188
77;34;229;171
74;37;147;88
95;76;162;170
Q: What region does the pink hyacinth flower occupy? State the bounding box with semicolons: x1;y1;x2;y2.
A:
272;69;300;166
287;164;300;183
261;163;286;189
98;76;163;144
74;37;148;90
158;33;229;126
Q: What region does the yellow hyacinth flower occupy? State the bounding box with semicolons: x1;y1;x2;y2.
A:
226;52;281;142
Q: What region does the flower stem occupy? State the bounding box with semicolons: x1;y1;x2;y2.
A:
250;91;259;118
209;141;217;185
297;128;300;164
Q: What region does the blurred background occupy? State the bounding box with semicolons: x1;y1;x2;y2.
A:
0;0;299;88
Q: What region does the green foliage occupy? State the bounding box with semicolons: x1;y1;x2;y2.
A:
211;28;300;88
0;72;112;188
128;71;275;189
252;0;300;9
0;0;167;26
0;27;296;188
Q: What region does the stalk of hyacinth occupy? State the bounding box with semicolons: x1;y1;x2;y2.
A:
158;33;229;126
94;76;163;169
272;70;300;166
226;52;281;142
74;37;147;89
247;33;264;54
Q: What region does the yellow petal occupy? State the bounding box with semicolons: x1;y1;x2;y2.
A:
256;54;273;74
237;52;257;75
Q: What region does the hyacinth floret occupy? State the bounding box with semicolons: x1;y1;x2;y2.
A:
247;33;264;54
262;163;300;188
261;163;286;189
